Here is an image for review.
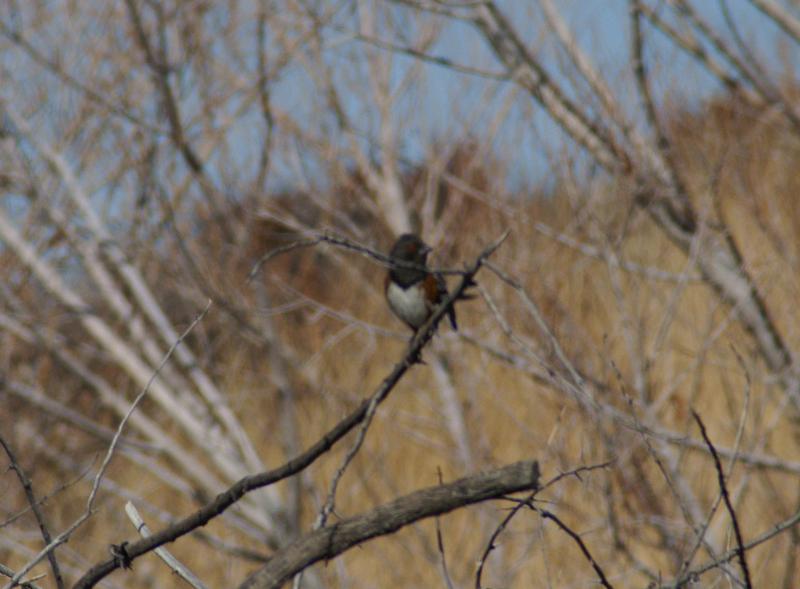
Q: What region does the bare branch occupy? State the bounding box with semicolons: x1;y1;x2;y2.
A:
3;302;211;589
537;508;615;589
746;0;800;44
86;300;212;515
629;0;689;198
691;410;753;589
0;564;43;589
470;1;622;171
124;502;208;589
638;1;754;100
72;232;508;589
0;435;65;589
352;31;507;80
474;490;534;589
475;461;612;589
658;508;800;588
239;461;541;589
434;484;456;589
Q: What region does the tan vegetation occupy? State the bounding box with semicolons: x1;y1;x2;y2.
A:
0;1;799;588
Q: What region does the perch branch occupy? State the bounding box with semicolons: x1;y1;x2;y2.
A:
72;231;508;589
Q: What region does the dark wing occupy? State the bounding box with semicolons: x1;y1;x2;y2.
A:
427;273;457;330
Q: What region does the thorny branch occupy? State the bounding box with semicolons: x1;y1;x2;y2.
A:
537;508;615;589
658;507;800;588
475;461;613;589
691;410;753;589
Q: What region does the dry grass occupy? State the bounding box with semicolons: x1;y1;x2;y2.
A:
2;94;800;588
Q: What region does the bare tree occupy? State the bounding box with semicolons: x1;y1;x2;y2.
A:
0;1;798;588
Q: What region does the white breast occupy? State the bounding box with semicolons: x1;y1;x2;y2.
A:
387;281;430;328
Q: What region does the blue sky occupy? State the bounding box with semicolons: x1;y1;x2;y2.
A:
4;0;795;203
258;0;799;192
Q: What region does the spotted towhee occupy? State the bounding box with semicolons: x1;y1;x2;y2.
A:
385;234;458;332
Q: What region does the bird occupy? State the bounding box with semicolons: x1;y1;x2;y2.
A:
384;234;458;332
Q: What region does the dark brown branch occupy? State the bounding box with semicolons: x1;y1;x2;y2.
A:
72;231;508;589
659;507;800;588
538;508;615;589
691;410;753;589
474;490;534;589
238;460;540;589
475;461;612;589
0;434;65;589
434;514;455;589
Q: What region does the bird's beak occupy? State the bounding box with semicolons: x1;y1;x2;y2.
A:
421;244;432;255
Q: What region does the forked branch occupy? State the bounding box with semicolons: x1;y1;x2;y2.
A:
239;461;540;589
72;231;509;589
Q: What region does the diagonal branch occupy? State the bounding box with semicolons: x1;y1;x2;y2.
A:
658;507;800;588
463;0;798;412
71;231;509;589
470;1;622;172
4;303;211;589
629;0;689;199
0;564;43;589
537;508;615;589
691;410;753;589
124;502;208;589
0;436;65;589
239;460;541;589
745;0;800;44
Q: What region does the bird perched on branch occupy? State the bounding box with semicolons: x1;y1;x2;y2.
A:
385;234;458;332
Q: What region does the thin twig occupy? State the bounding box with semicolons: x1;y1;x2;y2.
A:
539;461;615;493
87;300;213;514
434;512;455;589
351;31;507;80
292;382;383;589
0;436;65;589
435;468;456;589
248;231;473;283
475;461;612;589
537;508;615;589
124;502;209;589
659;508;800;588
630;0;688;199
691;410;753;589
677;350;751;581
474;490;534;589
314;395;379;529
0;458;95;531
4;301;211;589
0;564;42;589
